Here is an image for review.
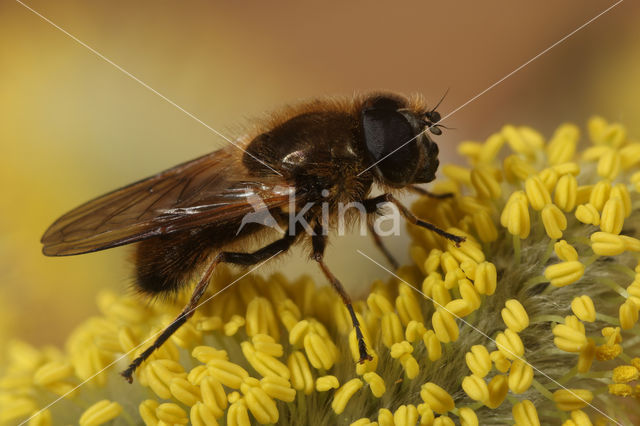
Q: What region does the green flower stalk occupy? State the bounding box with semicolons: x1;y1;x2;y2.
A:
2;117;640;425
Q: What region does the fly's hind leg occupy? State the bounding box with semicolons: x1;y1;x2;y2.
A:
121;254;221;382
311;224;372;363
121;229;297;383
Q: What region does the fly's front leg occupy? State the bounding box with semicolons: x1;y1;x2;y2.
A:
311;224;372;363
364;194;465;246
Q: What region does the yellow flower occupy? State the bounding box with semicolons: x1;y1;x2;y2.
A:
1;117;639;425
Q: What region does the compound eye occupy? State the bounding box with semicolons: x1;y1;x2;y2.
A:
429;126;442;136
362;107;419;186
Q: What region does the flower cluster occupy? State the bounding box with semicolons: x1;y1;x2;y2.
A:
1;117;639;425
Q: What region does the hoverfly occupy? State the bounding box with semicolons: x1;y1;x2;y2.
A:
41;92;463;382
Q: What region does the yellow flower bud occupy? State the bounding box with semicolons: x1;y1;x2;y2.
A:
504;154;536;181
505;195;531;239
574;203;600;226
474;261;497;295
589;180;611;211
465;345;491;378
479;132;506;163
461;375;489;402
576;338;596;373
190;402;220;426
442;164;471;185
304;333;336;370
471;166;502;199
260;376;296;402
554;240;579;261
200;377;227;417
287;351;314;395
423;330;442;361
367;293;394;317
170;377;201;407
363;372;386;398
525;176;551;211
432;309;459;343
331;378;363;415
207;358;249;390
486;375;509;409
512;400;540;426
553;162;580;176
495;329;524;360
79;400;123;426
610;183;631;217
156;403;188;425
597;149;621;179
393;404;419;426
553;324;587;352
600;197;625;234
547;123;579;165
619;142;640;169
472;210;498;242
433;415;455;426
554;174;578;212
501;299;529;332
544;261;584;287
420;382;455;414
553;389;593;411
381;312;404;348
445;299;474;318
458;141;483;160
503;125;543;155
569;410;593;426
316;375;339;392
139;400;159;426
541;203;567;239
459;407;479;426
619;300;639;330
226;400;250;426
33;361;73;387
570;295;596;322
490;350;511;373
590;231;626;256
244;385;278;424
508;360;533;394
459;279;481;310
538;168;559;192
147;359;187;399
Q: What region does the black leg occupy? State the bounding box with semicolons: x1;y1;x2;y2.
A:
367;222;399;269
363;195;399;268
363;194;465;246
409;185;454;199
121;255;220;382
311;225;372;363
121;231;297;383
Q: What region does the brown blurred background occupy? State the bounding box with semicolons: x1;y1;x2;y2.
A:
1;0;639;347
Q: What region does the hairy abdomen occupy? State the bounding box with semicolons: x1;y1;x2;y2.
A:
134;222;255;295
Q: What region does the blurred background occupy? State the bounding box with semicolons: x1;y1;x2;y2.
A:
1;0;639;347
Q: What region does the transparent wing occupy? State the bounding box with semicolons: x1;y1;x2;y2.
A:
41;147;295;255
